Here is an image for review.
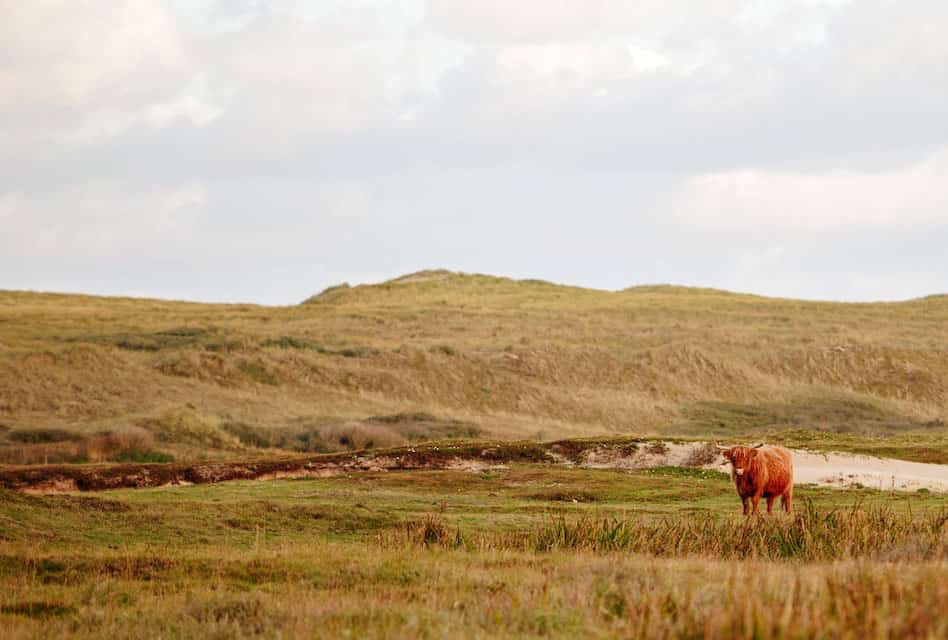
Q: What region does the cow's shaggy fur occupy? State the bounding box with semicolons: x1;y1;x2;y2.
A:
722;445;793;515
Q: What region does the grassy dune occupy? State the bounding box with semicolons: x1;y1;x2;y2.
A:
0;271;948;463
2;269;946;463
1;466;946;638
3;275;947;638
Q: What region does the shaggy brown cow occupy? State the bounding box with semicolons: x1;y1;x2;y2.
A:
720;445;793;515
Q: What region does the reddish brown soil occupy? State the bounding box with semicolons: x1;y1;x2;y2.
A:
0;438;637;493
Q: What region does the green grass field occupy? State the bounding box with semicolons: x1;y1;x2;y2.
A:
2;465;946;638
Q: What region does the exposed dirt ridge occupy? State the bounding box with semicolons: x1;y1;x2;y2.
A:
3;438;948;494
0;438;672;493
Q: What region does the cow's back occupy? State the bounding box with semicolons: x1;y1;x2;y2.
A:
759;446;793;495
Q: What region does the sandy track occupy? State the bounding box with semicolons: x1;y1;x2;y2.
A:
580;441;948;493
789;449;948;492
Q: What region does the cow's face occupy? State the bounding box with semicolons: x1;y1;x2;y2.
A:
722;446;756;476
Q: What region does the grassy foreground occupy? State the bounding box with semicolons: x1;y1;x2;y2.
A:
2;270;948;464
2;465;946;638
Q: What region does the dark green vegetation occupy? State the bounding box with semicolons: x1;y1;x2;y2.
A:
2;270;947;464
1;465;946;638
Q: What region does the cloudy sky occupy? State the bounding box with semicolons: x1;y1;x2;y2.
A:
2;0;946;304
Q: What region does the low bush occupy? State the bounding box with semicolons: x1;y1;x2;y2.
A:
682;442;720;467
8;428;83;444
261;336;329;352
237;360;280;386
260;336;379;358
0;602;76;619
388;516;466;549
113;449;175;463
141;412;241;450
429;344;458;356
0;426;173;465
218;414;482;455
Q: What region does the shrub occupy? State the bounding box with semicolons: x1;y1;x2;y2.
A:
526;490;598;503
215;414;482;455
644;441;669;455
71;326;227;352
386;516;465;549
259;337;378;358
369;412;439;424
0;602;76;619
8;428;83;444
142;412;241;449
683;442;720;467
366;413;482;441
85;426;161;462
261;336;328;352
0;426;173;464
0;443;89;465
336;346;379;359
221;422;273;448
237;360;280;386
113;449;175;463
429;344;458;356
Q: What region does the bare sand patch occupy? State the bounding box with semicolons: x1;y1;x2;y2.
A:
788;449;948;492
578;441;948;493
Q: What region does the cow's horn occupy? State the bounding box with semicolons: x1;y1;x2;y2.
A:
753;442;764;448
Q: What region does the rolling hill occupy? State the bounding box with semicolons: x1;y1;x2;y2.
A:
1;269;946;464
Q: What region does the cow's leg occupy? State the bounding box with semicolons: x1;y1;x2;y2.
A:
766;496;775;514
751;493;761;515
782;487;793;513
742;496;749;516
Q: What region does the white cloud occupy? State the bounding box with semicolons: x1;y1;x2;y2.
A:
674;147;948;229
144;87;224;129
0;0;223;151
425;0;740;43
202;14;395;137
2;1;948;303
626;45;670;72
0;0;186;109
1;182;207;258
65;87;224;144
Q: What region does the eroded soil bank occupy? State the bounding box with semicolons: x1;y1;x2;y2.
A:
2;438;947;494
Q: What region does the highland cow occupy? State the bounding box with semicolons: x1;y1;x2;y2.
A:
720;444;793;515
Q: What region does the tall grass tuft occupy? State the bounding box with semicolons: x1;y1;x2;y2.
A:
386;501;947;561
385;516;467;549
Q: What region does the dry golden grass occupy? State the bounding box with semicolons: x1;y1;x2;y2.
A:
2;270;947;461
1;468;946;639
3;548;946;639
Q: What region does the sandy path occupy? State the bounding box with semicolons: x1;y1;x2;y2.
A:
579;441;948;493
788;449;948;492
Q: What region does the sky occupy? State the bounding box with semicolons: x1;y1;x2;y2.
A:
1;0;947;304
